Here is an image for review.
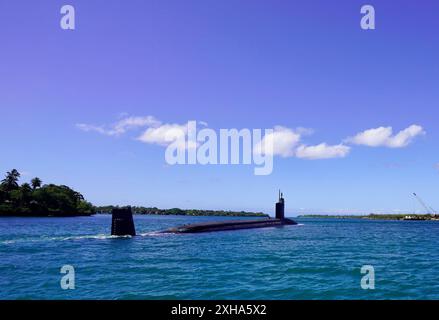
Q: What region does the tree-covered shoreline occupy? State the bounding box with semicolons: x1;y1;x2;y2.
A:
0;169;95;217
0;169;268;218
299;214;439;221
95;206;269;217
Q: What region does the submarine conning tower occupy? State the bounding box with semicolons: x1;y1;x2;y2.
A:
275;190;285;220
111;207;136;236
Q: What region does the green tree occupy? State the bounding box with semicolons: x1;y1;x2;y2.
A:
31;177;42;190
72;191;84;205
76;200;95;215
0;169;95;217
20;183;33;206
1;169;20;191
0;184;7;202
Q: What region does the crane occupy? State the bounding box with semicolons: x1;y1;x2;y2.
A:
413;193;436;215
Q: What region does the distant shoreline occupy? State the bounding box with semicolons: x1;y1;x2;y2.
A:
0;212;94;218
0;212;269;218
0;208;269;218
95;206;269;218
299;214;439;221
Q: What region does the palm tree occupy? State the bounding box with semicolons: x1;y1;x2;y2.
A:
1;169;20;191
19;183;33;206
31;177;42;190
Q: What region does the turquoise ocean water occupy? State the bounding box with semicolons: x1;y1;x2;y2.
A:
1;215;439;300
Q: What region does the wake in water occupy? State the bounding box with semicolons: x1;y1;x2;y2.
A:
0;234;125;245
138;231;171;237
0;230;174;245
1;224;300;245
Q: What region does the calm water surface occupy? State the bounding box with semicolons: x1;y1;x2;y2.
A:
1;215;439;299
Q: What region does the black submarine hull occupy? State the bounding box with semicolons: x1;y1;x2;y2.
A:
163;218;297;234
110;192;297;236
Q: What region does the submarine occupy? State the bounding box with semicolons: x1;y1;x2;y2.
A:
111;191;297;236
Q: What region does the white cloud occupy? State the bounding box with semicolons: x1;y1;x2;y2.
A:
76;116;161;136
296;143;351;160
388;125;426;148
76;123;109;135
254;126;301;157
137;122;200;151
254;126;348;160
137;123;187;147
77;116;203;151
77;116;424;162
346;125;425;148
113;116;161;134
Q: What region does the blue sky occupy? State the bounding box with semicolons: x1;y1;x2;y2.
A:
1;0;438;215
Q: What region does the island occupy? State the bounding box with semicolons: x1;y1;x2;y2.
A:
0;169;95;217
299;214;439;221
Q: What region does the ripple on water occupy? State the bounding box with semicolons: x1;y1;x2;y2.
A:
1;216;439;299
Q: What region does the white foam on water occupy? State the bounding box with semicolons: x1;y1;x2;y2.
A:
0;234;133;245
139;231;168;237
1;240;16;245
64;234;133;240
